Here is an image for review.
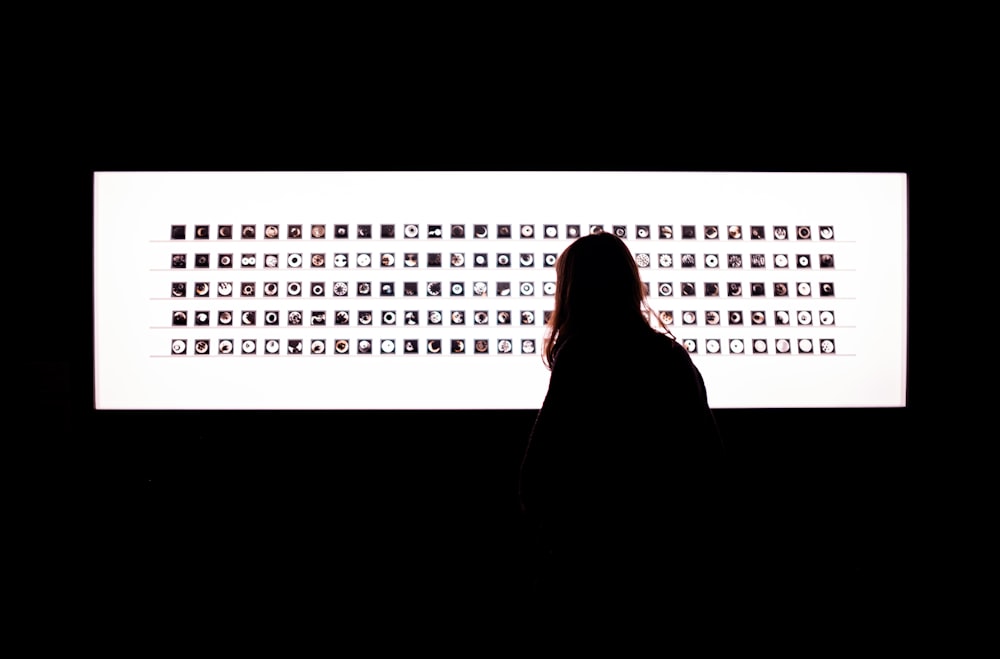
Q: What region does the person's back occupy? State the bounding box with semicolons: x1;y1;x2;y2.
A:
518;232;725;607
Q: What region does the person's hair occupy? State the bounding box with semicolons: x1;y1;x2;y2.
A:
542;231;671;368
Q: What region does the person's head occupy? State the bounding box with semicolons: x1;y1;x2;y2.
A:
543;231;663;367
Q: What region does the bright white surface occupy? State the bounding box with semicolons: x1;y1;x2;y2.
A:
94;171;907;409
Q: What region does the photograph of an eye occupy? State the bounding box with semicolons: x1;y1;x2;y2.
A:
451;253;465;267
357;311;371;325
773;282;788;297
658;282;673;296
288;340;303;354
819;226;834;240
659;226;673;239
311;225;326;238
706;339;721;354
797;282;811;296
381;339;395;354
335;339;349;354
450;282;464;296
820;282;834;297
775;339;791;354
358;224;372;238
773;226;787;240
498;339;513;353
704;254;719;268
729;311;743;325
242;339;257;354
521;339;536;354
404;340;418;354
265;310;280;325
705;311;720;325
497;310;511;325
682;339;696;353
380;282;395;296
797;226;811;240
681;282;695;296
427;339;442;353
195;254;209;268
613;225;627;238
819;310;835;325
729;339;744;354
172;311;187;326
728;225;742;239
775;310;790;325
311;339;326;354
358;340;372;354
704;226;718;239
219;310;233;325
403;224;419;238
312;311;327;326
428;225;443;238
728;282;742;297
287;253;303;268
798;338;813;353
751;311;766;325
288;225;302;239
242;310;256;326
520;282;534;296
219;339;234;354
682;311;697;325
750;226;764;240
287;311;302;325
566;225;580;238
474;224;489;238
171;254;186;268
797;254;811;268
752;339;767;354
171;339;187;355
497;282;512;296
381;224;395;238
820;339;835;353
242;225;256;239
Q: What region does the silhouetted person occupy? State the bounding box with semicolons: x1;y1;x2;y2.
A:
518;231;725;610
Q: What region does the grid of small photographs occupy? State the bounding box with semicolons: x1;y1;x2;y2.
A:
160;221;847;357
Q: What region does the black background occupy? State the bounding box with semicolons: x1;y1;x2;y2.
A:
22;65;960;642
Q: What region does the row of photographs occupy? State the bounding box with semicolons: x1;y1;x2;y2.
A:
168;309;838;327
167;252;838;269
168;224;837;241
167;336;838;356
165;280;838;298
